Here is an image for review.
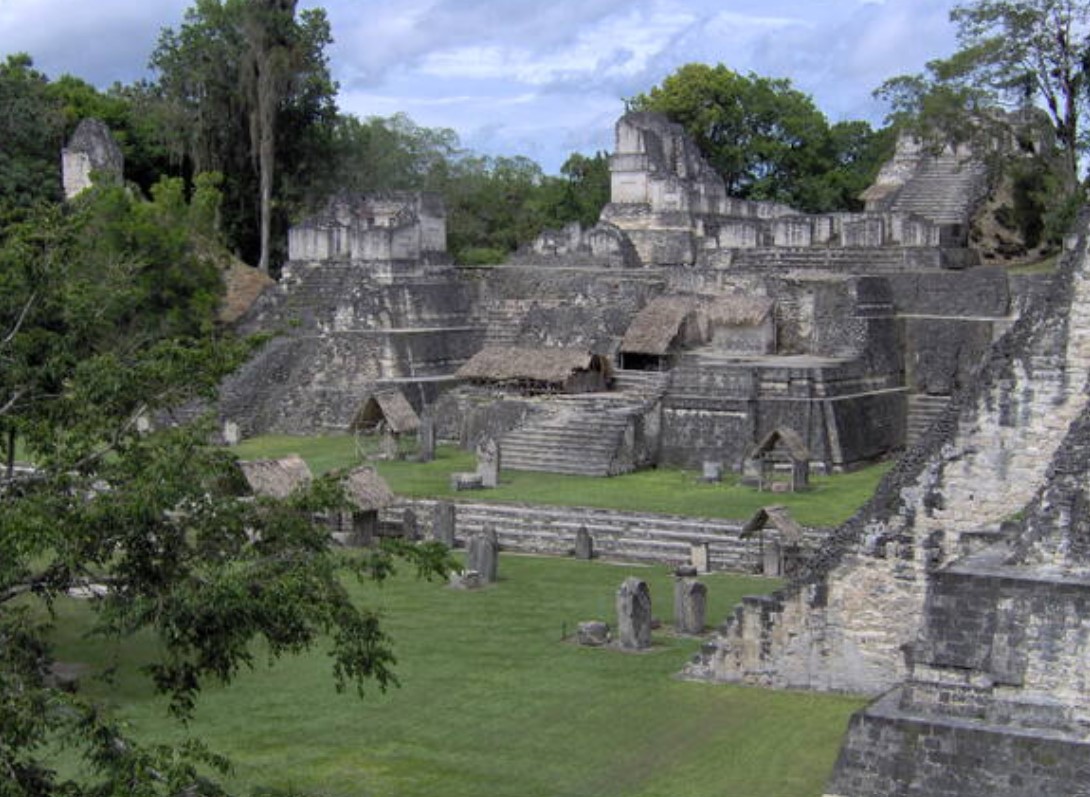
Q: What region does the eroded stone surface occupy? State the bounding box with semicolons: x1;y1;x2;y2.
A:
616;577;652;650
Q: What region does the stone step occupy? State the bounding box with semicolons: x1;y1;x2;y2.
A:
395;497;835;573
905;394;951;446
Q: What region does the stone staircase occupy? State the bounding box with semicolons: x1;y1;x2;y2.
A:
730;246;943;273
396;499;763;571
499;402;634;476
905;393;950;447
609;367;671;398
887;155;989;227
499;369;670;477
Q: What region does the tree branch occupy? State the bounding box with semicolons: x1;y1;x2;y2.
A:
2;291;36;349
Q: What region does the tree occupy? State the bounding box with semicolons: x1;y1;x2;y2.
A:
0;185;449;795
906;0;1090;191
534;152;611;230
629;63;887;212
150;0;338;273
0;55;65;215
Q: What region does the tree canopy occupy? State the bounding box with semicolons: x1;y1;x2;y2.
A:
629;63;891;212
151;0;338;273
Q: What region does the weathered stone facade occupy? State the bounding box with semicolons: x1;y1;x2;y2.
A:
678;210;1090;796
62;118;124;199
221;110;1017;479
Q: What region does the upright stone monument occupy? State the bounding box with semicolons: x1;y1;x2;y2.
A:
380;428;400;460
701;461;723;483
615;577;652;650
402;507;419;540
431;500;455;547
762;538;783;577
690;542;710;574
476;437;501;488
466;526;499;583
673;578;707;635
574;526;594;560
417;413;436;463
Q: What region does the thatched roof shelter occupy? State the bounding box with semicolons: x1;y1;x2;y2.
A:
749;427;811;462
342;466;395;512
238;455;313;499
741;505;804;545
703;295;773;328
620;297;698;356
352;389;420;434
456;346;612;386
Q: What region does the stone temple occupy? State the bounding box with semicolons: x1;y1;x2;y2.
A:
219;110;1090;794
223;111;1007;479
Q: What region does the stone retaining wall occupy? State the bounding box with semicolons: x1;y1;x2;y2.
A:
385;499;829;574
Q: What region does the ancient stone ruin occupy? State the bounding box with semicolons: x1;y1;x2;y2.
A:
684;214;1090;796
466;526;499;584
615;577;652;650
221;108;1012;485
673;578;706;635
212;105;1087;793
62;118;124;199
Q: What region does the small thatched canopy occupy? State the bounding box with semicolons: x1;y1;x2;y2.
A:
352;390;420;435
748;427;811;462
620;297;698;355
342;466;395;512
238;455;313;499
456;346;612;385
703;295;773;328
741;505;804;545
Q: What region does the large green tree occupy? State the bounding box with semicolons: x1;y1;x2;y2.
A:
0;55;65;215
629;63;888;212
151;0;338;273
0;185;448;795
949;0;1089;190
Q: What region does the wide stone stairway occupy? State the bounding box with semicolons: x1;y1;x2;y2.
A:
887;154;989;227
905;393;950;447
730;246;942;272
500;369;669;476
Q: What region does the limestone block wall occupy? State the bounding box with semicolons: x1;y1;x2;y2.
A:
221;259;486;436
476;266;665;355
396;498;832;573
686;213;1090;695
823;690;1090;797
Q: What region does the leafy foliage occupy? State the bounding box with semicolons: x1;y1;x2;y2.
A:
0;55;65;216
630;63;890;212
150;0;339;273
0;186;450;795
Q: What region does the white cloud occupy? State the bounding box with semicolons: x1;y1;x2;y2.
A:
0;0;964;172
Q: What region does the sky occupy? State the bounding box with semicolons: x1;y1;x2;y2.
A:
0;0;963;173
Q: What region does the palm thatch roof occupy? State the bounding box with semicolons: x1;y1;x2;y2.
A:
703;295;773;328
620;297;698;355
238;455;313;498
456;346;611;384
342;466;395;512
748;427;811;461
741;505;804;544
352;389;420;434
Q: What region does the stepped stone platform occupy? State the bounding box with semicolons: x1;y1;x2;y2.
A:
905;394;950;447
498;370;670;476
887;155;989;228
722;246;952;273
390;499;830;573
683;211;1090;796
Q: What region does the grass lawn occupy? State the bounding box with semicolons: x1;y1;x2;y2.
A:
233;436;889;527
51;554;864;797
